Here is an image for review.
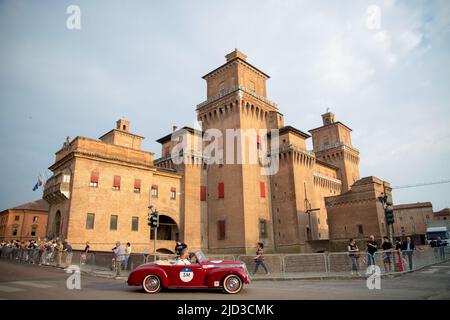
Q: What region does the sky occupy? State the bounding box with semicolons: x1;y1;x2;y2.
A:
0;0;449;211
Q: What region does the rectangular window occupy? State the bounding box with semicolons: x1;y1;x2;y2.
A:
259;219;267;239
113;175;121;190
134;179;141;193
151;185;158;197
14;215;20;221
12;226;18;236
31;226;37;236
132;216;139;231
170;187;176;200
259;181;266;198
357;224;364;235
110;215;118;231
200;186;207;201
218;220;226;240
218;182;224;199
90;172;99;187
33;216;39;223
257;135;261;149
86;213;95;230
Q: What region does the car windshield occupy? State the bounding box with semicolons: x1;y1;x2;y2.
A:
195;250;207;263
427;231;449;240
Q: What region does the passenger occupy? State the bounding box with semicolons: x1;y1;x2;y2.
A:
175;248;191;265
175;241;188;257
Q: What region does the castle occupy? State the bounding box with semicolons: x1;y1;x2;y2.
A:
43;50;391;253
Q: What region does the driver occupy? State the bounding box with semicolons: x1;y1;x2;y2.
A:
175;248;191;265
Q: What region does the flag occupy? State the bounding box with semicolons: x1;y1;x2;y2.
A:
32;175;45;191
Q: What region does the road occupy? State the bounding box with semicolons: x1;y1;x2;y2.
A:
0;259;449;300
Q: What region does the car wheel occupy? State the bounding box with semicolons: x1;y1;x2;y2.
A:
222;274;243;294
142;274;161;293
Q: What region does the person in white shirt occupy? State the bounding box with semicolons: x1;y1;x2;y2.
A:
113;241;126;277
175;248;191;265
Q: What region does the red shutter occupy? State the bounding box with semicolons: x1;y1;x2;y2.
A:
113;175;121;187
170;187;176;192
164;146;170;157
200;186;207;201
257;135;261;143
260;181;266;198
134;179;141;189
90;172;99;183
218;182;224;198
218;220;226;240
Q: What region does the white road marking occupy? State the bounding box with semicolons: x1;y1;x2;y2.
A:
421;269;439;274
9;281;52;289
431;265;450;268
0;285;24;293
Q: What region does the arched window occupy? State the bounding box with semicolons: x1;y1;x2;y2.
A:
150;215;179;241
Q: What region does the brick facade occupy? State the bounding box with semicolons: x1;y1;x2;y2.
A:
42;50;393;254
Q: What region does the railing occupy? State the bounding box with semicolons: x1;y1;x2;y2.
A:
196;85;278;110
312;141;360;154
1;245;448;279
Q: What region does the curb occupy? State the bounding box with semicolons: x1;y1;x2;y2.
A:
81;270;128;281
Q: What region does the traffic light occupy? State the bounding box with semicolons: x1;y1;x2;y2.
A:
385;207;395;225
148;213;159;228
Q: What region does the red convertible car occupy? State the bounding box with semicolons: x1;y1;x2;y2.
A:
127;250;250;294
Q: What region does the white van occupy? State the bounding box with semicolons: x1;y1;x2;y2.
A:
426;226;450;246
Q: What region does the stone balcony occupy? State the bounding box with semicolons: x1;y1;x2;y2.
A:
43;173;70;204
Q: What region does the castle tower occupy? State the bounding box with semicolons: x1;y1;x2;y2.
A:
155;126;206;250
308;112;360;192
196;49;283;253
99;118;144;150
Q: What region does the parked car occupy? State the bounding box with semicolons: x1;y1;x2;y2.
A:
127;250;250;294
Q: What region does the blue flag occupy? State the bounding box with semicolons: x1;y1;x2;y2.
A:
32;176;44;191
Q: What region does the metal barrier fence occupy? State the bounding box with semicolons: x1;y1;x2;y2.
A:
1;245;449;278
237;254;282;276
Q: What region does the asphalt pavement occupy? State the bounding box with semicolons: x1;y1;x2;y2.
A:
0;259;449;300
